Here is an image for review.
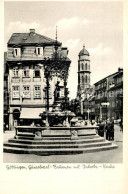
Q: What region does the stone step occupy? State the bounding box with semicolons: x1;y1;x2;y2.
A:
3;143;118;155
4;141;111;149
8;137;104;145
16;134;99;140
42;134;99;139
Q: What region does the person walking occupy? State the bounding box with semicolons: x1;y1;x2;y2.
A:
105;120;111;140
97;121;105;137
105;120;114;140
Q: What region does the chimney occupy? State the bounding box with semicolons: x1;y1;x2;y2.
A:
29;29;35;34
118;67;123;72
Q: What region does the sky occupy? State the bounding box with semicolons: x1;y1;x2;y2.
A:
4;1;123;99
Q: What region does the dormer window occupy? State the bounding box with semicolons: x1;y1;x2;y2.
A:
36;47;43;56
13;48;21;57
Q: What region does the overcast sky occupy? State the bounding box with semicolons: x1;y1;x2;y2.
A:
4;1;123;99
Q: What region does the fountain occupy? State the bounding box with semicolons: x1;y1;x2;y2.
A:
3;42;118;155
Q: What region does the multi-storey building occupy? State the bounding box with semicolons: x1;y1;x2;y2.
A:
94;68;123;122
107;68;123;121
6;29;71;130
4;52;9;130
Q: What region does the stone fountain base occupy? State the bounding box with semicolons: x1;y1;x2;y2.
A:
3;126;118;155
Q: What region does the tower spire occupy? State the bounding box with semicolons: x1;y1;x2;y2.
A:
83;44;85;49
56;26;58;42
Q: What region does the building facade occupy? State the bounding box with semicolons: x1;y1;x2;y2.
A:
94;68;123;122
107;68;123;121
6;29;71;130
4;52;9;130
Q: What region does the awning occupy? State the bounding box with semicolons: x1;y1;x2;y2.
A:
20;108;43;119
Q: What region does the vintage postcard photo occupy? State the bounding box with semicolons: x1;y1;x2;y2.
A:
1;1;128;194
3;1;123;164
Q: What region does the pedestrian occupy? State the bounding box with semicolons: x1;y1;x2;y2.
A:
97;121;105;137
105;121;114;140
120;118;123;132
105;121;111;140
110;121;114;140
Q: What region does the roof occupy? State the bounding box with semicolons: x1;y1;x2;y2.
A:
94;72;118;86
79;45;89;56
113;70;123;78
8;30;62;46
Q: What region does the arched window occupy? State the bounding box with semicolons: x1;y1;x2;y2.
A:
85;75;88;83
81;63;84;70
82;75;84;83
85;63;87;70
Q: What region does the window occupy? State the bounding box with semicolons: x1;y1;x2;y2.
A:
23;70;29;77
13;48;21;57
109;91;114;97
36;47;43;56
12;86;20;98
82;76;84;83
34;70;40;77
23;86;30;98
112;101;115;107
85;63;87;70
13;68;18;77
85;75;88;83
81;63;84;70
34;86;41;98
44;86;52;99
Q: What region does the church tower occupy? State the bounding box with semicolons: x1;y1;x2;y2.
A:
77;44;91;97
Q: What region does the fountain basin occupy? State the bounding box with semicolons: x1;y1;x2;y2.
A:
14;125;98;139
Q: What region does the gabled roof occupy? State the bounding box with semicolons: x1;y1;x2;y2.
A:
8;31;62;46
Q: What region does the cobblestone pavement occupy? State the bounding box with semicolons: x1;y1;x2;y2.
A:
3;125;123;163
